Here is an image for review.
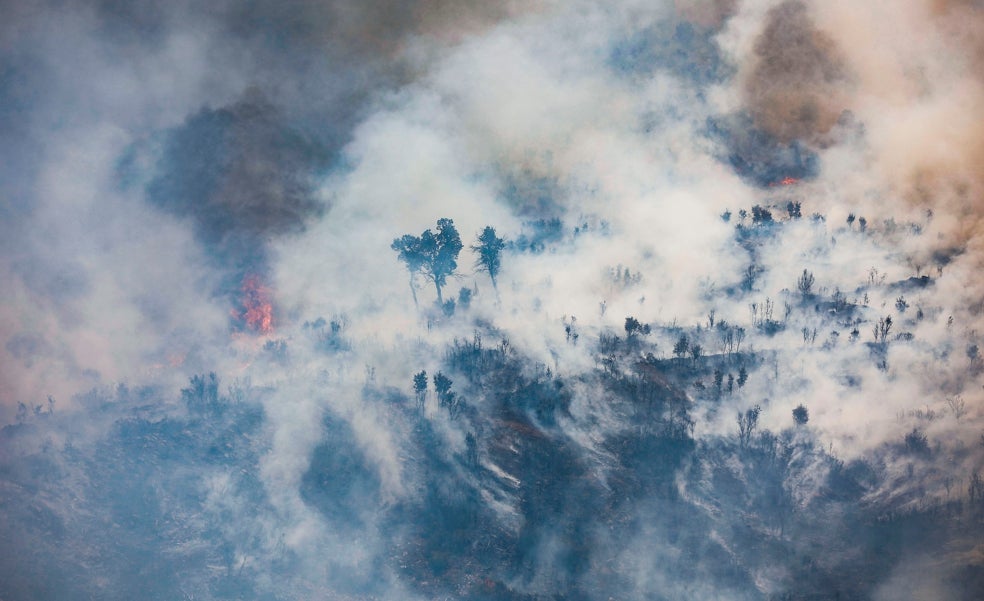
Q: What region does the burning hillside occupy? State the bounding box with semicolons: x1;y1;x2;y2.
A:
1;0;983;600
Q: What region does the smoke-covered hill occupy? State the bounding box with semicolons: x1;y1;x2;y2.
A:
2;1;984;599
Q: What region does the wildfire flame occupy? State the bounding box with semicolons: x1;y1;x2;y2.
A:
772;176;800;186
239;274;273;334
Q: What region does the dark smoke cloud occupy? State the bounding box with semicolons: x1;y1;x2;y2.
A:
217;0;531;53
138;89;328;272
85;0;536;82
674;0;739;28
743;0;849;145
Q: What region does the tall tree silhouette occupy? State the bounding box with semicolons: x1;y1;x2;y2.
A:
392;218;463;305
472;226;505;292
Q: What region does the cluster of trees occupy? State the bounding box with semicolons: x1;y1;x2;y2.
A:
673;334;695;361
412;370;461;419
735;403;808;448
724;202;806;226
182;372;221;416
392;219;504;307
707;367;748;397
624;316;651;338
846;213;868;232
715;322;746;355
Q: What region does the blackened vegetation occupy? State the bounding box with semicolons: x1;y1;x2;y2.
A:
685;425;984;601
3;353;984;599
0;378;270;600
443;334;572;427
890;274;934;293
363;204;984;598
389;331;702;599
792;403;809;425
385;328;983;600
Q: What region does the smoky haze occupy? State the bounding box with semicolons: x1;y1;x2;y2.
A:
1;0;983;599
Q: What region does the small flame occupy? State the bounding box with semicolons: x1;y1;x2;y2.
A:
240;274;273;334
774;176;800;186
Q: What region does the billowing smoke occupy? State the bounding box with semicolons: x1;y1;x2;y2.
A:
742;0;848;145
137;89;327;279
2;0;984;599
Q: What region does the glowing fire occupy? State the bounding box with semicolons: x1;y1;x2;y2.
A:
775;176;800;186
239;274;273;334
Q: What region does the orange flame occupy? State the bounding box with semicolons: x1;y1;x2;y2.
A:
240;274;273;334
777;177;800;186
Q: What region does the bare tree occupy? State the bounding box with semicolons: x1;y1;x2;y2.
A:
797;269;815;295
946;395;967;421
873;316;893;343
737;405;761;448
